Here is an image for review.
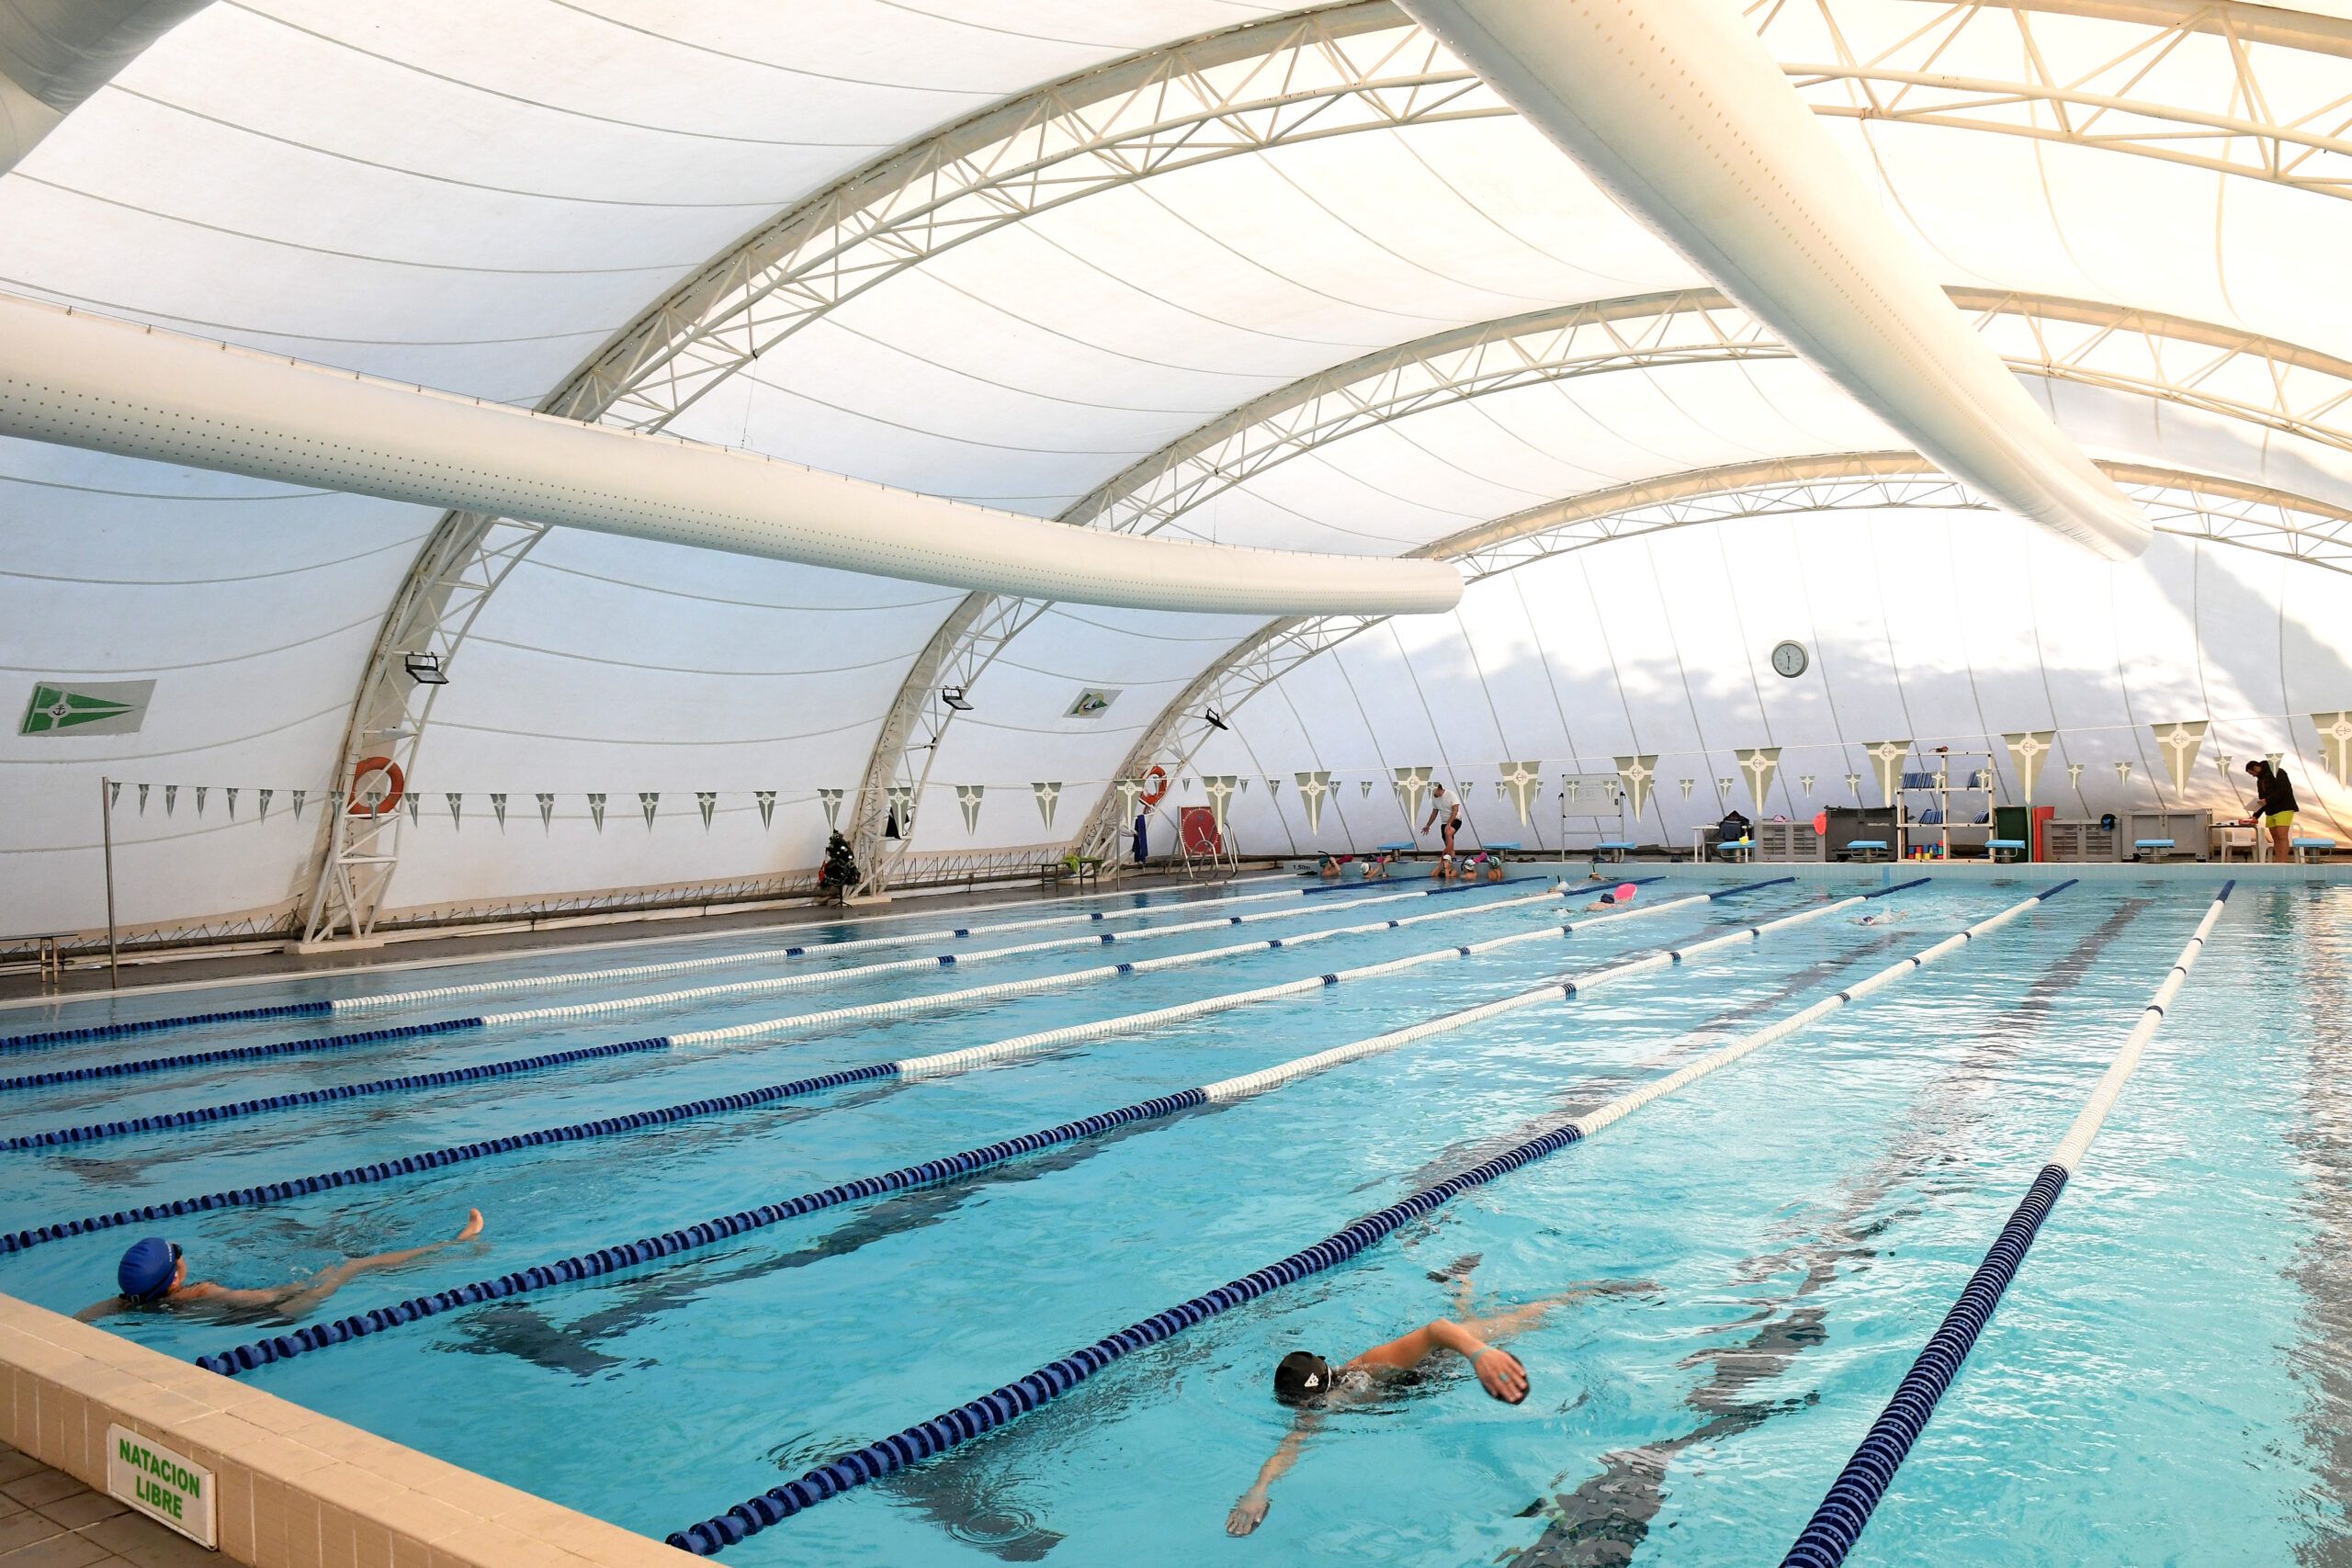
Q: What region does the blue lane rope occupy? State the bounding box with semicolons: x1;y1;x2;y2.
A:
0;1000;331;1053
191;1089;1212;1378
1779;878;2232;1568
1780;1166;2069;1568
0;1016;491;1093
0;1035;670;1150
180;881;1861;1382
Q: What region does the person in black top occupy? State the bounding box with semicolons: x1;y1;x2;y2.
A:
2245;759;2300;860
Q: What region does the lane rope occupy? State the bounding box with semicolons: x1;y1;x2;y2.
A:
659;879;2068;1554
182;878;1882;1380
0;881;1543;1090
0;874;1309;1052
1780;879;2229;1568
0;878;1700;1254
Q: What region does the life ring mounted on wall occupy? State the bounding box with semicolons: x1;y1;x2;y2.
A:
1139;764;1170;807
348;755;406;817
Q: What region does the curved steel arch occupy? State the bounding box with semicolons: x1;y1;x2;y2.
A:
308;0;2352;928
861;287;2352;886
1062;455;2352;860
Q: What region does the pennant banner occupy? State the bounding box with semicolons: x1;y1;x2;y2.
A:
402;793;419;827
1264;776;1282;802
2001;731;2054;805
224;787;238;819
956;783;985;833
1114;777;1145;820
2150;719;2207;797
819;788;845;830
1498;760;1543;827
756;789;777;829
696;791;718;829
137;784;150;815
257;788;273;823
1734;746;1781;817
291;789;306;820
1392;765;1433;822
1295;771;1331;836
491;793;507;830
1679;778;1694;800
639;792;659;830
1032;781;1061;831
1202;774;1238;833
588;793;607;832
537;793;556;831
1865;740;1910;807
2313;711;2352;786
193;786;208;818
1612;754;1657;823
446;793;462;829
1360;779;1374;799
886;784;916;835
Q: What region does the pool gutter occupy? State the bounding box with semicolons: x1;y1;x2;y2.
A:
0;1289;691;1566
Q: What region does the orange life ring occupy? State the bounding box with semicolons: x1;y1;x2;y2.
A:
348;755;405;817
1138;765;1170;807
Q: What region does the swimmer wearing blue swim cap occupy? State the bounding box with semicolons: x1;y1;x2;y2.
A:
76;1209;484;1325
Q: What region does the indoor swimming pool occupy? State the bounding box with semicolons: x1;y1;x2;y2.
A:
3;870;2346;1566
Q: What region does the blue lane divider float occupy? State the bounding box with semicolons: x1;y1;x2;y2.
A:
1781;880;2232;1568
0;1035;671;1150
0;879;1573;1092
0;879;1694;1257
0;875;1318;1053
660;879;2062;1555
181;878;1865;1380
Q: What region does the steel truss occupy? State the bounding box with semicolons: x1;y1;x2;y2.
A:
1066;455;2352;858
312;0;2352;924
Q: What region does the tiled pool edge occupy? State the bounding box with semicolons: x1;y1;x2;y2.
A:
0;1290;694;1567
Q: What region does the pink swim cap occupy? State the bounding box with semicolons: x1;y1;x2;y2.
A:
1614;883;1637;901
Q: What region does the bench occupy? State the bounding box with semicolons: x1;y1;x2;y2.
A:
1845;839;1889;863
1040;856;1102;890
1986;837;2028;864
2293;836;2337;863
1592;840;1639;863
2132;838;2177;862
1471;840;1520;882
1713;837;1755;863
1364;841;1415;880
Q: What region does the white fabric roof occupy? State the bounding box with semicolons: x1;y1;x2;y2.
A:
4;0;2348;937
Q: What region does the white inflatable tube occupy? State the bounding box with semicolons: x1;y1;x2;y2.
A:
0;295;1464;615
1397;0;2151;561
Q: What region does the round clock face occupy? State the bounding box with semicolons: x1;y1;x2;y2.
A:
1770;639;1809;679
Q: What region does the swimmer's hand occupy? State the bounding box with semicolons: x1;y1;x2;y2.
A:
1227;1490;1271;1536
1472;1346;1530;1404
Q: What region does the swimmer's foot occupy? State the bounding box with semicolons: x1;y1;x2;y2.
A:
456;1208;484;1242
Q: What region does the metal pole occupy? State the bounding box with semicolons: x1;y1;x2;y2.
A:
99;774;119;988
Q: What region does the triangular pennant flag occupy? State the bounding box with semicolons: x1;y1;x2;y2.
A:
2114;761;2133;784
696;791;717;829
537;793;556;830
1679;778;1694;799
1295;771;1331;836
2317;712;2352;786
588;793;606;832
224;787;238;818
1032;782;1062;831
956;784;985;833
2001;732;2053;805
257;788;273;822
1202;774;1238;832
2067;762;2085;790
1866;740;1911;807
1181;776;1193;793
1114;777;1145;819
292;789;308;820
107;781;122;809
1734;747;1781;817
193;786;208;818
1238;777;1250;794
756;790;777;829
819;788;845;829
1360;779;1374;798
2150;720;2207;797
639;792;659;829
491;793;508;830
403;793;420;826
446;793;463;829
1265;776;1282;800
1612;755;1657;822
886;784;917;834
164;784;177;817
1498;761;1543;827
137;784;150;815
1392;765;1433;821
1799;774;1815;795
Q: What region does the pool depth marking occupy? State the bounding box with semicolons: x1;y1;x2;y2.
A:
0;879;1713;1254
1780;880;2233;1568
0;879;1631;1095
0;873;1308;1051
660;879;2071;1554
183;879;1875;1379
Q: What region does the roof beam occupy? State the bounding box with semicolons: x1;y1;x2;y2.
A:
0;0;209;175
1396;0;2154;559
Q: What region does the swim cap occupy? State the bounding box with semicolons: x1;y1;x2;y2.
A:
1615;883;1637;902
1273;1351;1332;1404
117;1237;178;1303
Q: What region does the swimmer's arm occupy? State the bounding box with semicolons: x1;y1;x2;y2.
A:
1353;1321;1529;1402
1227;1414;1321;1537
175;1281;290;1310
73;1296;129;1323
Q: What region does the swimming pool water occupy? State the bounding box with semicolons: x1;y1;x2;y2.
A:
3;874;2345;1565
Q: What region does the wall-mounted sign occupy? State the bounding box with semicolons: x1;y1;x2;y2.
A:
107;1425;215;1546
20;680;154;736
1066;688;1121;718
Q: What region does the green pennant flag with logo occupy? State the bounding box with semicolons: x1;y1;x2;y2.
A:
21;680;154;736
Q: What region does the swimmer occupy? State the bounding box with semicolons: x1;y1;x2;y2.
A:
76;1209;484;1325
1226;1259;1632;1537
1589;881;1638;909
1855;908;1908;926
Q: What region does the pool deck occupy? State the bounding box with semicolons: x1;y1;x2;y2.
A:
0;1292;694;1568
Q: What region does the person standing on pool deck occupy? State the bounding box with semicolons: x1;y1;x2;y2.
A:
2245;759;2300;861
76;1209;484;1324
1225;1261;1632;1537
1422;783;1463;872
